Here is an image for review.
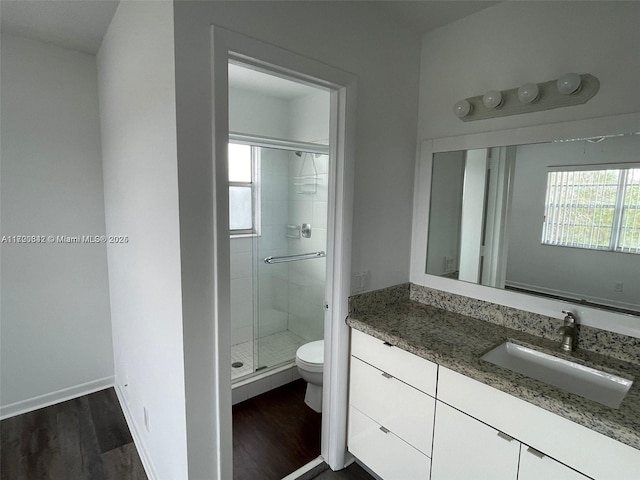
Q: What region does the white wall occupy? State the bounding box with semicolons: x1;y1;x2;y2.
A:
97;2;188;479
417;1;640;331
176;1;420;292
418;1;640;140
229;84;330;144
229;86;290;139
290;89;331;144
173;2;420;476
506;138;640;311
0;34;113;414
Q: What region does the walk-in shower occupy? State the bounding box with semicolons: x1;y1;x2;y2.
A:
229;140;329;382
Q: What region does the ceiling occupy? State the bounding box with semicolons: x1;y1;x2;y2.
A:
0;0;119;55
0;0;497;96
378;1;498;34
0;1;498;56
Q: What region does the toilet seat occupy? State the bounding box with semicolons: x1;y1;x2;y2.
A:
296;358;323;373
296;340;324;372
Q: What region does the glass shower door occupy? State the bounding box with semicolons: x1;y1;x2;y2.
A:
254;146;327;372
229;143;328;381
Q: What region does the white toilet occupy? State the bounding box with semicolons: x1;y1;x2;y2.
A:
295;340;324;413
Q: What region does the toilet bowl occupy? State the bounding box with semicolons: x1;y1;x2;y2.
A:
295;340;324;412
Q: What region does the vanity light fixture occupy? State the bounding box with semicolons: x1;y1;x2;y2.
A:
453;99;472;119
557;72;582;95
517;83;540;104
453;73;599;122
482;90;503;109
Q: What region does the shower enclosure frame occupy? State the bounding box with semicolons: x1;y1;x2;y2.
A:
208;26;358;479
228;133;330;381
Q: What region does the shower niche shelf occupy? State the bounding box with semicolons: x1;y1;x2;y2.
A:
286;224;301;239
294;152;318;195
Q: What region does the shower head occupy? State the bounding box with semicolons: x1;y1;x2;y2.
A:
295;151;302;157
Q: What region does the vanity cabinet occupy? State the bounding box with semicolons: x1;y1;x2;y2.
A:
348;330;437;479
437;366;639;480
518;446;590;480
431;401;590;480
348;329;640;480
431;401;519;480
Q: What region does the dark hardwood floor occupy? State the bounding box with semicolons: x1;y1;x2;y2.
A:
0;388;147;480
310;463;374;480
233;379;322;480
297;462;375;480
2;382;371;480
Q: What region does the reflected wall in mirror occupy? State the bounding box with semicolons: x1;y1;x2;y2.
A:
426;133;640;315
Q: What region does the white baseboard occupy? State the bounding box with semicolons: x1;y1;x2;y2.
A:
231;363;300;405
280;456;324;480
0;376;114;420
114;381;158;480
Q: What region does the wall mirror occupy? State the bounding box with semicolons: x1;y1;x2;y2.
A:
411;114;640;324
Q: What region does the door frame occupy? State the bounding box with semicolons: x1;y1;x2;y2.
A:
211;26;357;478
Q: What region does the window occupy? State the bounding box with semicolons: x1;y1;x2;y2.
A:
542;166;640;253
228;143;259;236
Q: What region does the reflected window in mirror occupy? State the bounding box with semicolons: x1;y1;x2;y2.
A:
542;167;640;253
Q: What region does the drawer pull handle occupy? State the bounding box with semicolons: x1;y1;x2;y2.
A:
381;372;393;379
497;432;514;442
382;341;394;347
379;426;390;434
527;447;545;459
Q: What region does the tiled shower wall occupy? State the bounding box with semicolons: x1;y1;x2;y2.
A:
230;236;254;345
256;148;291;339
287;152;328;342
229;148;327;347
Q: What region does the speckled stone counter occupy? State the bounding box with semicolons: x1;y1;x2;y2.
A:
346;284;640;451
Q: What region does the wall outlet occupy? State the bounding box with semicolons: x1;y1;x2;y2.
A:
614;282;624;292
444;256;455;273
144;406;150;432
353;270;370;294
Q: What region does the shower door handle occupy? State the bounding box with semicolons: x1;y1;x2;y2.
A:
263;251;326;264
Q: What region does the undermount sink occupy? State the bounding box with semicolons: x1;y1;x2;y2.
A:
481;341;633;409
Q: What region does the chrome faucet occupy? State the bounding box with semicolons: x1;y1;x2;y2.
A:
557;311;577;352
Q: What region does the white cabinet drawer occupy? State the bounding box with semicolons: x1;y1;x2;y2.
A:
351;329;437;396
431;401;520;480
348;405;431;480
437;366;640;480
350;356;435;455
518;445;591;480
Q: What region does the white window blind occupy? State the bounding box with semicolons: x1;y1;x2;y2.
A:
542;166;640;254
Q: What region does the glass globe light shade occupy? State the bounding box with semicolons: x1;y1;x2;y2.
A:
453;99;472;118
517;83;540;104
482;90;503;109
557;73;582;95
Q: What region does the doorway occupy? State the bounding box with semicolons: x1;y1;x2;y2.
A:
210;25;357;479
227;61;335;478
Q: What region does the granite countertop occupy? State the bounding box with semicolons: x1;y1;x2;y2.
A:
346;299;640;451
